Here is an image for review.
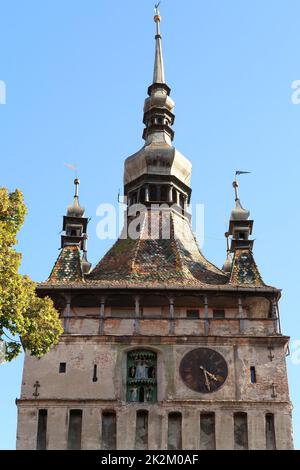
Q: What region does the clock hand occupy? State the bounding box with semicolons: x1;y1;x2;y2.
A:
200;366;211;391
205;370;218;381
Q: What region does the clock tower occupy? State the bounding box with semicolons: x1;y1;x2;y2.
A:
16;7;293;450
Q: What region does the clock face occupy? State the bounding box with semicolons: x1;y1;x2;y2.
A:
179;348;228;393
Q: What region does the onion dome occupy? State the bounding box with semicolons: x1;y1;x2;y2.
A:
222;251;233;273
67;178;85;217
230;181;250;220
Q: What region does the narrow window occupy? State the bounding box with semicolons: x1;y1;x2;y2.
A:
59;362;66;373
131;192;137;205
36;409;47;450
161;186;168;202
213;309;225;319
168;412;182;450
266;414;276;450
93;364;98;382
102;411;116;450
67;410;82;450
149;185;157;201
135;410;148;450
140;187;145;203
234;413;248;450
172;188;177;203
186;309;200;319
250;366;256;384
200;413;216;450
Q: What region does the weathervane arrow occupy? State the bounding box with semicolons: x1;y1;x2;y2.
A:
233;171;251;200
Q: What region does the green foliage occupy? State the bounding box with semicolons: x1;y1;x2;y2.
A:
0;188;63;361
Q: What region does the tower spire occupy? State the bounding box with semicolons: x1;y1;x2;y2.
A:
142;4;175;144
153;3;165;84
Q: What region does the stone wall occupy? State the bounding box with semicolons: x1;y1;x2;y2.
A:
17;333;293;450
16;401;293;450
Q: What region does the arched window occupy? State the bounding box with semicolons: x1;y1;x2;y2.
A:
127;350;157;403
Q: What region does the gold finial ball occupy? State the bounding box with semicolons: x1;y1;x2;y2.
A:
232;180;239;188
74;178;80;185
154;14;161;23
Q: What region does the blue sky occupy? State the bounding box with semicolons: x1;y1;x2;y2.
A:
0;0;299;449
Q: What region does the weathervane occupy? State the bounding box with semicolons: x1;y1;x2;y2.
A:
233;170;251;201
154;2;161;26
154;2;161;15
64;162;78;178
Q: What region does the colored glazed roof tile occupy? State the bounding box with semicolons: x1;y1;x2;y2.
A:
47;245;83;283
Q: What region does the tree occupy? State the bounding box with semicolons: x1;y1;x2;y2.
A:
0;188;63;361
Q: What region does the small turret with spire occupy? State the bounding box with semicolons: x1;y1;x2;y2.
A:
223;172;265;286
62;178;88;250
48;178;92;282
227;173;254;252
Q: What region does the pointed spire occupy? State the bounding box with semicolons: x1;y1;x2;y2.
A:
67;178;85;217
153;4;165;84
142;4;175;143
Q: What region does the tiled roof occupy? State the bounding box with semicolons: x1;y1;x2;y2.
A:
48;245;83;283
230;249;265;287
87;211;229;288
43;211;271;290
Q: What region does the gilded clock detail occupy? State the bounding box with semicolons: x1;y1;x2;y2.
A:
179;348;228;393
